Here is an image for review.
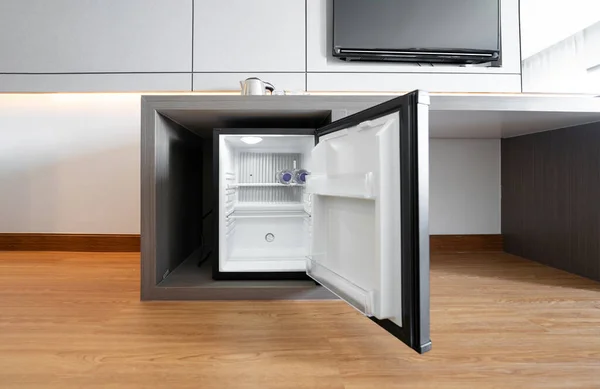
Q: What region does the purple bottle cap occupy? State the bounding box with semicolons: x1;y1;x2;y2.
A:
282;172;292;182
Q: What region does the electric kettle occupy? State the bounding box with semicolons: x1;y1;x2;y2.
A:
240;78;275;95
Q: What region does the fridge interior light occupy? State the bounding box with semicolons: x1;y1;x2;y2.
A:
240;136;263;145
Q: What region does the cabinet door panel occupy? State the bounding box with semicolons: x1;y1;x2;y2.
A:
194;0;305;72
0;0;192;73
0;74;191;93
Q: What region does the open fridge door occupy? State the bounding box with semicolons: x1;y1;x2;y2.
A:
305;90;431;354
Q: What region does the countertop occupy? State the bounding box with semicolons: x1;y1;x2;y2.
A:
142;93;600;138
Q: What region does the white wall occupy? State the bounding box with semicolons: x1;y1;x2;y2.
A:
520;0;600;59
0;94;140;234
429;139;501;235
0;95;501;235
522;21;600;94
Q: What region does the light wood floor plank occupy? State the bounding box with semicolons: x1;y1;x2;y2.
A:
0;251;599;388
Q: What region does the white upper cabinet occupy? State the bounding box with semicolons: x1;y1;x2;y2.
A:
193;0;305;72
0;0;192;73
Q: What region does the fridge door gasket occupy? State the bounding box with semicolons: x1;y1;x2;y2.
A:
308;90;431;354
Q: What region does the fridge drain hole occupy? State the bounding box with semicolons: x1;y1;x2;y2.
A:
265;233;275;243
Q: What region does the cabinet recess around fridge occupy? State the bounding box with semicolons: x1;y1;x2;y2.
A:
143;92;431;353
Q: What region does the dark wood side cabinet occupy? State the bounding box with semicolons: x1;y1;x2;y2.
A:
502;121;600;282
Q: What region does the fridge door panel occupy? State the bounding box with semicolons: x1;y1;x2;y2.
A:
307;113;401;320
307;90;431;354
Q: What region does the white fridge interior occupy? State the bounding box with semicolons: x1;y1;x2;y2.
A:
218;134;315;273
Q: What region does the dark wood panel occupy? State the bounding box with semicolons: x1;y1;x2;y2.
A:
0;233;140;252
502;121;600;282
430;235;503;254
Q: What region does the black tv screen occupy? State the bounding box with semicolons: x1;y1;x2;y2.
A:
333;0;500;64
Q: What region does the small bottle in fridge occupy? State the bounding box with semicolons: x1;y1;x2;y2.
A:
276;169;294;185
292;160;309;185
293;169;309;184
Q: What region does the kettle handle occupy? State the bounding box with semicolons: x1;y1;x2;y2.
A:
264;81;275;91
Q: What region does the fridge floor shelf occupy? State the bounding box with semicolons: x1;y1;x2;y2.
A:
229;247;308;260
222;258;306;272
306;256;375;317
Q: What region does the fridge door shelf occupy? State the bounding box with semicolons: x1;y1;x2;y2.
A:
306;256;375;317
306;172;377;199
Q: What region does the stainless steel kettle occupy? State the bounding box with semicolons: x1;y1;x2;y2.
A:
240;77;275;95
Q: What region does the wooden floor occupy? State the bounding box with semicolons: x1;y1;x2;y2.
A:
1;252;599;388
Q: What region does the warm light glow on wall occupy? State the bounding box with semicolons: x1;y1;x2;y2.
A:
0;91;243;97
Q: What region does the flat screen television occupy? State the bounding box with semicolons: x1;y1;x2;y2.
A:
333;0;500;64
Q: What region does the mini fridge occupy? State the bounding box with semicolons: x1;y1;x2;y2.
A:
213;91;431;353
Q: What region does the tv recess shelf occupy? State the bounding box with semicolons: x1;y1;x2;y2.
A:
140;93;600;301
